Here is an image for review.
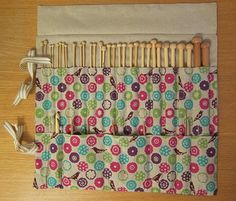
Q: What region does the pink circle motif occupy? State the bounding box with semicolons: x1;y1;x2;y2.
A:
95;74;104;84
168;137;177;148
151;136;162;147
165;73;175;84
73;115;82;126
65;124;72;134
88;116;97;127
35;159;42;169
95;108;104;118
130;99;140;110
65;74;74;85
190;146;200;157
179;124;186;135
36;124;45;133
49;159;58;170
199;98;209;110
174;179;183;190
190;162;199;173
144;144;153;155
42;83;52;94
110;162;121;172
88;82;97;93
165;108;175;118
86;136;97;146
62;176;71;187
117;82;126;93
143;178;152;189
94;178;104;188
209;124;216;135
184;82;193;92
65;91;75;100
159;162;170;173
209;89;214;99
138;74;148;84
213;115;218;126
36;142;44;153
159;82;166;93
63;143;72;154
160;116;166;127
138;91;148;101
110;145;121;155
127;162;138;173
57;99;67;110
207;163;215;174
77;161;89;172
145;116;153;127
70;136;80;146
137;125;146;135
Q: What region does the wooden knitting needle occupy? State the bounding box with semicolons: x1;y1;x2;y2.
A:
111;43;116;67
140;42;146;67
90;42;93;67
186;43;193;67
82;41;86;67
177;43;185;67
44;40;48;56
79;42;83;67
65;43;68;67
133;42;139;67
93;42;97;67
59;42;63;67
54;111;60;134
192;35;202;67
61;42;65;67
128;42;133;67
117;43;122;67
72;42;77;67
151;39;157;67
163;42;170;67
101;45;106;67
56;43;59;68
146;43;151;67
156;42;162;67
201;40;210;66
170;43;177;67
99;41;104;67
106;43;111;67
40;41;44;56
122;43;127;67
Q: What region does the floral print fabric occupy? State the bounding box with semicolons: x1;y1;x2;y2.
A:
35;66;218;136
35;133;218;195
34;66;218;195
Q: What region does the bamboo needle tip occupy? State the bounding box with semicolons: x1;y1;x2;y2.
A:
150;39;157;44
163;42;170;48
133;41;139;46
156;42;162;48
122;42;127;47
186;43;194;49
99;41;104;46
146;43;152;48
106;43;112;48
177;43;186;49
112;43;117;48
170;43;177;49
43;40;48;45
201;41;210;48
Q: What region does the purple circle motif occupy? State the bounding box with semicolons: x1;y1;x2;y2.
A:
73;99;82;109
206;147;216;157
152;73;161;84
145;100;153;110
50;143;58;153
192;125;203;135
179;90;186;100
80;74;90;84
151;153;161;164
131;82;140;92
123;125;132;135
77;178;88;188
103;67;111;76
110;90;118;101
69;152;80;163
36;91;45;101
159;179;169;190
102;168;112;179
200;80;209;91
135;187;144;192
58;83;67;92
128;146;138;156
181;171;191;182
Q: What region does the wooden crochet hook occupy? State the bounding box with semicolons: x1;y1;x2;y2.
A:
146;43;151;67
106;43;111;67
186;43;193;67
72;42;77;67
163;42;170;67
128;42;133;67
177;42;185;67
192;35;202;67
151;39;157;67
170;43;176;67
122;43;127;67
156;42;162;67
140;42;146;67
201;40;210;66
133;42;139;67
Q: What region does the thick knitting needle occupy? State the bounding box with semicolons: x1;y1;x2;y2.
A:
186;43;193;67
140;42;145;67
79;42;83;67
133;42;139;67
117;43;122;67
93;42;97;67
170;43;176;67
192;35;202;67
128;43;133;67
82;41;86;67
111;44;116;67
99;41;103;68
156;42;162;67
163;42;170;67
122;43;127;67
89;42;93;67
72;42;77;67
151;39;157;67
106;43;111;67
177;43;185;68
146;43;151;67
201;40;210;66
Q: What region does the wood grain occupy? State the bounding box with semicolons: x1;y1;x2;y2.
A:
0;0;236;201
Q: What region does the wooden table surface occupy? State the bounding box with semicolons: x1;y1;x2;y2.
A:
0;0;236;201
